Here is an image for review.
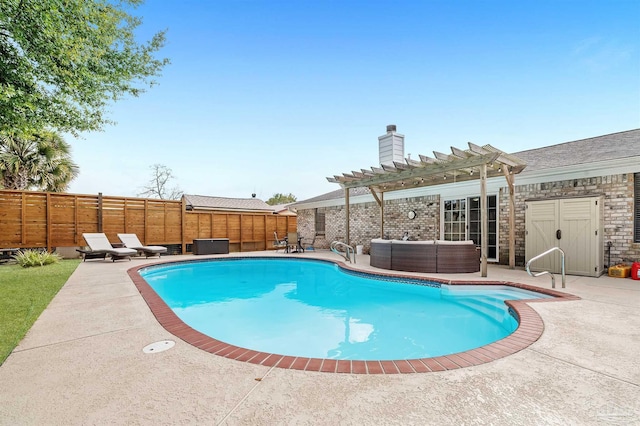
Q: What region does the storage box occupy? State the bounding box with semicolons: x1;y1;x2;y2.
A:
608;264;631;278
192;238;229;255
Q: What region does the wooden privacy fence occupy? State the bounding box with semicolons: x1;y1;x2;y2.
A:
0;190;296;253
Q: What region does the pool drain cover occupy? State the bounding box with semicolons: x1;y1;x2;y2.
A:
143;340;175;354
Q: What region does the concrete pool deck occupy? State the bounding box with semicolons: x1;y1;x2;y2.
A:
0;251;639;425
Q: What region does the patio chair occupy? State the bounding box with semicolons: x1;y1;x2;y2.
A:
303;234;317;251
118;233;167;258
273;232;288;252
287;232;304;253
81;233;138;262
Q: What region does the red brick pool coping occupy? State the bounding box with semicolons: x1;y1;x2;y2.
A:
127;257;580;374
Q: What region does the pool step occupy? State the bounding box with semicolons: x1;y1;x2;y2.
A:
448;295;517;330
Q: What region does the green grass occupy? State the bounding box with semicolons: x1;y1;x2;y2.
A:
0;259;80;365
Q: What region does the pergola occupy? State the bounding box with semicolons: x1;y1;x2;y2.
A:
327;143;527;277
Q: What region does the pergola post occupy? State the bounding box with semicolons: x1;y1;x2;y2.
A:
380;192;384;238
503;168;516;269
369;187;384;238
345;188;350;245
480;163;488;277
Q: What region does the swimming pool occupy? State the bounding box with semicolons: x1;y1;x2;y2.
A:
138;258;553;363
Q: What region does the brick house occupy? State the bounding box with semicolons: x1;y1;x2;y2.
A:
293;128;640;275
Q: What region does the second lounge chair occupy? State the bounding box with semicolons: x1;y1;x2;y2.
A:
118;233;167;258
81;233;138;262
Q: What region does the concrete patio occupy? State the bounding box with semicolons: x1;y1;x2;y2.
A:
0;251;638;425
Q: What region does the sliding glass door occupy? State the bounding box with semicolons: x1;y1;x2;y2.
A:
443;195;498;260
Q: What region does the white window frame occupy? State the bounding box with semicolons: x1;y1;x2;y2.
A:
440;193;500;262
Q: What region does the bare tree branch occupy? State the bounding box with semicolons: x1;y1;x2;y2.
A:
137;164;182;200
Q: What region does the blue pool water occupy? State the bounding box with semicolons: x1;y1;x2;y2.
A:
140;258;551;360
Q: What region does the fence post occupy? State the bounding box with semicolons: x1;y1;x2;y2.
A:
181;197;187;254
74;195;79;244
97;192;103;233
123;198;128;234
239;214;243;252
46;192;51;252
21;192;26;246
164;201;169;243
144;199;148;242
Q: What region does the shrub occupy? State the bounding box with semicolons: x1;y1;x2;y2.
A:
13;250;62;268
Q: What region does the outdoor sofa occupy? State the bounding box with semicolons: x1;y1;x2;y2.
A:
369;238;480;273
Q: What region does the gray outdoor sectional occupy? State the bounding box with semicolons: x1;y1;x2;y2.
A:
369;239;480;273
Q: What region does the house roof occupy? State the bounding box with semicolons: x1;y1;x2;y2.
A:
296;129;640;204
515;129;640;172
183;194;274;212
271;203;297;215
295;186;373;204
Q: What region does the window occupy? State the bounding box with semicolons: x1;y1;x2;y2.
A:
443;199;466;241
315;209;325;235
443;195;498;260
635;173;640;243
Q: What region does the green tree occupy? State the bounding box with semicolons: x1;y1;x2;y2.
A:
137;164;182;200
0;0;169;135
266;193;297;205
0;130;79;191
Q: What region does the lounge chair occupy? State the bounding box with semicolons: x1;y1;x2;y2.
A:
81;233;138;262
273;232;288;252
118;233;167;258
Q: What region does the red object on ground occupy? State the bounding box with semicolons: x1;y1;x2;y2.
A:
632;262;640;280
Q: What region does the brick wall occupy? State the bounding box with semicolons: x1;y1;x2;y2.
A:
298;195;439;253
297;173;639;264
499;173;639;266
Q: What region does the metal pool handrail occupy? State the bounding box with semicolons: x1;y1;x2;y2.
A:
330;241;355;263
526;247;566;288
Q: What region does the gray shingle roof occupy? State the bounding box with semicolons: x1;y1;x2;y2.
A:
294;186;372;204
515;129;640;172
184;194;274;212
297;129;640;204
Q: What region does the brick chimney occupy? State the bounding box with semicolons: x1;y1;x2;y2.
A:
378;125;405;166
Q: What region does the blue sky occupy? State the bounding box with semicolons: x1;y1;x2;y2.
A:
67;0;640;201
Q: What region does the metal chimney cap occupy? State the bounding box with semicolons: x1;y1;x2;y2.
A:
386;124;397;133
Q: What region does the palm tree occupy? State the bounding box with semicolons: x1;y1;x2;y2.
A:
0;130;79;192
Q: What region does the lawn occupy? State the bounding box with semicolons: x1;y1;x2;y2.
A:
0;259;81;365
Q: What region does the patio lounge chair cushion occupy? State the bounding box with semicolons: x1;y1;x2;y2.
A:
117;233;167;257
82;233;138;262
